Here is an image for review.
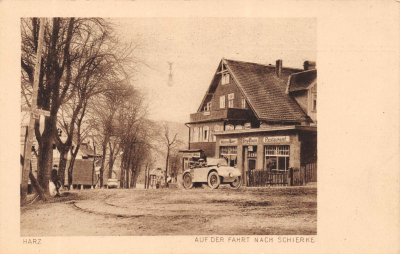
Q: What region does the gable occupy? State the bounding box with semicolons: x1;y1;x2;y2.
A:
197;60;255;115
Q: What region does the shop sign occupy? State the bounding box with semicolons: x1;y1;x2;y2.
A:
243;137;258;144
220;138;237;144
263;136;290;143
182;152;201;158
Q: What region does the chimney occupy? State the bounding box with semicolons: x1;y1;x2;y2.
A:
275;59;282;78
303;61;316;70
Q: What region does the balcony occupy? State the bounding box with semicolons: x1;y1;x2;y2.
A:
189;108;250;123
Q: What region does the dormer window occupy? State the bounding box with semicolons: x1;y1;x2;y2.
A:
222;73;230;85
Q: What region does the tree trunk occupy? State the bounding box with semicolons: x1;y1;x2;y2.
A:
21;154;48;202
57;149;68;188
29;171;48;202
37;131;54;196
99;135;109;188
108;156;115;179
165;147;170;185
92;141;96;188
144;164;148;189
120;160;125;189
147;165;150;189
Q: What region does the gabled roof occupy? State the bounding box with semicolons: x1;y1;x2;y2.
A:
286;69;317;93
223;59;310;122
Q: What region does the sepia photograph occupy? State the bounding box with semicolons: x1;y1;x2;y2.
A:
20;17;317;236
1;1;399;254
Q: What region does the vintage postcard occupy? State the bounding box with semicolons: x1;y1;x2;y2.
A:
0;1;399;254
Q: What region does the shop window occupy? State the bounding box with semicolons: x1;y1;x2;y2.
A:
220;95;225;109
220;146;237;167
265;145;290;171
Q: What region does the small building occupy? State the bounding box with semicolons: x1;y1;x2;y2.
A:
183;58;317;186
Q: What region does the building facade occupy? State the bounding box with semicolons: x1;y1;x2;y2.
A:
183;58;317;185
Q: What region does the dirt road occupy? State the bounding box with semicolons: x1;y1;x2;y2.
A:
21;186;317;236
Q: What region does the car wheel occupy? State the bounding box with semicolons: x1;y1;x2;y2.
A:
183;173;193;189
230;176;241;189
208;171;220;189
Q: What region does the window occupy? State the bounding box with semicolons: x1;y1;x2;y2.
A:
220;146;237;167
265;145;290;172
228;93;234;108
193;127;199;143
199;126;203;141
242;98;246;109
222;73;230;85
203;126;209;142
220;95;225;108
204;102;211;111
312;94;317;111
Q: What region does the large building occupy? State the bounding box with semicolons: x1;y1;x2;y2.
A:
182;58;317;185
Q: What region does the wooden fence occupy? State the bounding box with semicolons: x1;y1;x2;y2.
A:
246;162;317;187
246;170;288;187
304;162;317;182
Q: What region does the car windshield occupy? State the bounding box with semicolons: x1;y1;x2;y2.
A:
206;158;228;166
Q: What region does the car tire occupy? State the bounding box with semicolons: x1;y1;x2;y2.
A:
208;171;220;189
230;176;241;189
183;173;193;189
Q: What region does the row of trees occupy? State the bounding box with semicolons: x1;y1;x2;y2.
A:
21;18;154;201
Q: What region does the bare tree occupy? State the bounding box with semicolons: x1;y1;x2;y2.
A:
53;18;138;188
169;152;182;183
162;123;179;186
21;17;145;194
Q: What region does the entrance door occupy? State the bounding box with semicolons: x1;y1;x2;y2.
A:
248;159;256;171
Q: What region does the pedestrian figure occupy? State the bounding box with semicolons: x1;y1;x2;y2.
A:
51;165;61;196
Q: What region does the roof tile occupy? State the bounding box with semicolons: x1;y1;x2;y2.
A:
224;59;310;122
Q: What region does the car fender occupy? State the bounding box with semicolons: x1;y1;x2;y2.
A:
216;167;241;183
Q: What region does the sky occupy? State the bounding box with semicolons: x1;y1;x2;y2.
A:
112;18;316;123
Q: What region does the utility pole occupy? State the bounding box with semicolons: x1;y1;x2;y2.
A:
21;18;49;206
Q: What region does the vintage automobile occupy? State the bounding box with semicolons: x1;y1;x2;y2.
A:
107;178;119;189
182;158;242;189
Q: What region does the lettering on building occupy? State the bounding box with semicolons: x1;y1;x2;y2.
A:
220;138;237;144
243;137;258;144
263;136;290;143
182;152;201;158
